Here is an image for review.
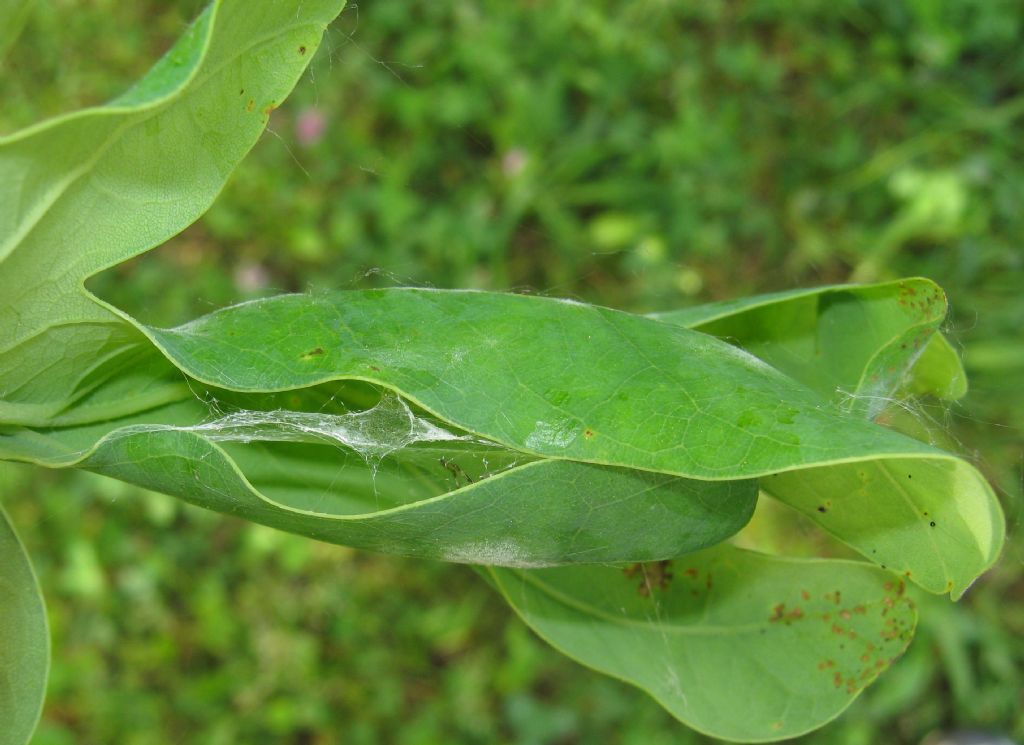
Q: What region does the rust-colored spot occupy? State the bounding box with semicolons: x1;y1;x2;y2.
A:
298;45;307;55
264;102;276;116
833;671;843;688
840;610;852;620
770;603;786;623
860;653;870;663
831;623;845;635
370;365;381;372
821;613;831;622
771;721;784;731
683;568;698;579
801;590;810;601
583;428;595;440
817;659;835;671
853;605;866;615
246;99;255;112
883;581;893;591
303;347;324;358
622;560;673;596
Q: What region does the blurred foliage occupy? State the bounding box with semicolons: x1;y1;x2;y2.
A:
1;0;1022;743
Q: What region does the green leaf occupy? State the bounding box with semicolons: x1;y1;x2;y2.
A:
124;289;996;592
653;278;966;410
0;504;48;745
0;392;756;565
490;546;917;742
0;0;754;566
0;0;346;426
652;280;992;595
902;332;967;400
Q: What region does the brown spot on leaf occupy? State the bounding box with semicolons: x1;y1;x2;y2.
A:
622;560;673;596
298;45;307;55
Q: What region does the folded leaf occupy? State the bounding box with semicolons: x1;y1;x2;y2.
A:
652;280;991;595
0;393;756;565
114;288;998;593
652;278;967;410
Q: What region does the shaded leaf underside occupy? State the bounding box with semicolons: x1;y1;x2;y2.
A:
491;545;917;742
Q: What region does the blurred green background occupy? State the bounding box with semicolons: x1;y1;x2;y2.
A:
1;0;1022;743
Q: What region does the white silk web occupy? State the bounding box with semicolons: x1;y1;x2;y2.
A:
169;393;473;466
